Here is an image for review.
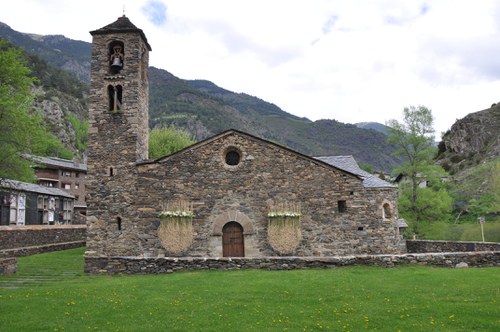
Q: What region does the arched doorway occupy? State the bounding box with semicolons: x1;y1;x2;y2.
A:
222;221;244;257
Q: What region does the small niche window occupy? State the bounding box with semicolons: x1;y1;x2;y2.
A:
382;203;392;220
357;226;364;231
338;200;347;213
117;217;122;231
109;167;114;177
108;85;122;112
225;149;241;166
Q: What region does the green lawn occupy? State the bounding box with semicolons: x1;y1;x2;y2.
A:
1;248;499;331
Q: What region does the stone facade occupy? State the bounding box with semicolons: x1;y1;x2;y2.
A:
86;127;405;259
86;16;151;262
84;17;405;272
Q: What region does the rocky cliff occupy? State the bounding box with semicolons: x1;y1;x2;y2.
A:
437;104;499;175
436;104;500;209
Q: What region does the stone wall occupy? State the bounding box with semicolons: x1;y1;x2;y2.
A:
0;241;85;258
84;251;500;274
86;23;151;266
407;240;500;253
0;257;17;275
86;131;404;259
0;225;86;252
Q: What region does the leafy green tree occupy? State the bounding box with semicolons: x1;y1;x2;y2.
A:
387;106;453;234
398;187;453;226
67;113;88;153
0;40;37;182
0;40;72;182
468;160;500;218
149;126;196;159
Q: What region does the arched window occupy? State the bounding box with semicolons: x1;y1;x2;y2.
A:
225;150;240;166
382;203;392;220
108;85;122;112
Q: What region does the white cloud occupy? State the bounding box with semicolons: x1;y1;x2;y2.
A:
0;0;499;135
142;0;168;26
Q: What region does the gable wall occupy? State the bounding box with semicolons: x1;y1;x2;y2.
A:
86;133;402;257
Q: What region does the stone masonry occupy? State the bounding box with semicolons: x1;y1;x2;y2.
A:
84;16;405;272
86;129;404;258
85;251;500;275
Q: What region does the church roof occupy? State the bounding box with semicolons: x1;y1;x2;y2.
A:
90;15;152;51
315;155;396;188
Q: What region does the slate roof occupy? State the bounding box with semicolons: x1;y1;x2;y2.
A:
397;219;409;228
90;15;152;51
0;179;74;199
25;155;87;172
315;155;396;188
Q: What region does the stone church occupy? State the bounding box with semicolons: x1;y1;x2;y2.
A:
85;16;404;271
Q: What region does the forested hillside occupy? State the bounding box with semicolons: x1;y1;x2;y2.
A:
1;21;403;171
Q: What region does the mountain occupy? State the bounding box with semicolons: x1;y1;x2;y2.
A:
436;105;500;212
150;73;402;170
0;22;403;171
437;105;500;168
355;122;390;135
0;22;90;83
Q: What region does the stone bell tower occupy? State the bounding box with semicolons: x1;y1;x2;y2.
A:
85;16;151;256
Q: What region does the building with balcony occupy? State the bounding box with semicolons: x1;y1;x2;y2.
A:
26;155;87;218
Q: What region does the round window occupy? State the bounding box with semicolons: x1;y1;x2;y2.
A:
225;150;241;166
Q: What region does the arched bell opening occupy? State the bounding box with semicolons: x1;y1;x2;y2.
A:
108;41;124;74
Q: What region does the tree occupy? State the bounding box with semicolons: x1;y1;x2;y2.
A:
468;160;500;218
149;126;196;159
0;40;37;182
387;106;453;234
0;40;72;183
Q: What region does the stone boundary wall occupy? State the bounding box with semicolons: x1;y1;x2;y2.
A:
0;257;17;275
0;225;86;251
406;240;500;253
0;241;85;258
84;251;500;274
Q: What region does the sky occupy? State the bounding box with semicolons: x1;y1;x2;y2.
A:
1;0;500;135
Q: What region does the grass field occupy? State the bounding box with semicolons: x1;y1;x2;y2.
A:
1;248;499;331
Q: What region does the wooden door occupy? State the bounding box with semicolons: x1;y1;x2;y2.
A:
0;192;10;225
222;222;244;257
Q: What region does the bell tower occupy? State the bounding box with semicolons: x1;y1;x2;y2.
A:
86;16;151;256
88;15;151;165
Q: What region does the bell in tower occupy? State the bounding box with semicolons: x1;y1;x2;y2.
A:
110;44;124;74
